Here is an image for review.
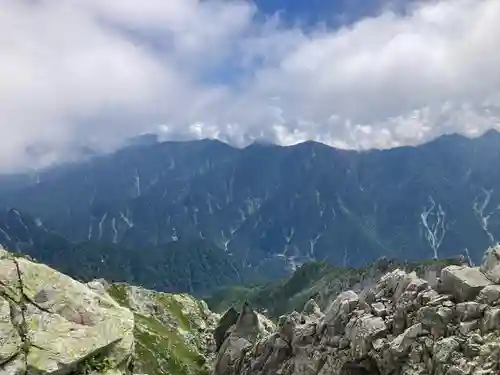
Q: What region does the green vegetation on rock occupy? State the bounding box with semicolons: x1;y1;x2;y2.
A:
108;283;219;375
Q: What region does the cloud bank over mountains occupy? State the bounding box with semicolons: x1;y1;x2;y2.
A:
1;0;499;171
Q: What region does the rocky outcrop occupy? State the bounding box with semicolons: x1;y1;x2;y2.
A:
481;245;500;284
213;245;500;375
108;283;220;375
0;248;134;375
213;302;276;375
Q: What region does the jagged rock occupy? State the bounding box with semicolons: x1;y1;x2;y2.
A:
345;314;386;359
324;291;359;336
477;285;500;305
417;305;451;338
0;296;23;366
375;269;407;299
214;303;274;375
215;307;240;352
389;323;427;358
458;319;479;335
86;278;110;295
481;307;500;333
434;337;460;364
371;302;387;317
440;265;492;302
302;299;322;316
108;283;220;375
0;250;134;375
0;355;26;375
212;247;500;375
480;244;500;284
454;302;485;322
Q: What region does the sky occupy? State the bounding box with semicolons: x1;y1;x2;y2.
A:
1;0;500;171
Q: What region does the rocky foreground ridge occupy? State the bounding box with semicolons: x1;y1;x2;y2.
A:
0;247;134;375
0;247;219;375
213;246;500;375
4;244;500;375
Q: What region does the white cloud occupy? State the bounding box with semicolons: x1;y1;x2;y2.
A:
0;0;499;171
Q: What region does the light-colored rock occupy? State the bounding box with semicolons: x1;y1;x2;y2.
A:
455;302;485;321
434;337;460;364
324;291;359;335
480;244;500;284
458;320;479;335
477;285;500;305
375;269;407;298
371;302;388;317
440;266;492;302
345;314;386;359
214;302;275;375
481;307;500;333
108;283;219;375
390;323;427;357
0;354;26;375
212;247;500;375
302;299;322;316
0;251;134;375
418;306;451;338
0;296;23;365
86;278;110;295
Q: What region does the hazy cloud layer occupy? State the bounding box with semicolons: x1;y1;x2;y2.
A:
1;0;499;171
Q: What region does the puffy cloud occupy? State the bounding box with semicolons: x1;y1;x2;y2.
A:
0;0;499;171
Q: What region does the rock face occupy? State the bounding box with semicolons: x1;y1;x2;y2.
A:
0;249;134;375
439;265;492;302
481;244;500;284
108;282;220;375
213;246;500;375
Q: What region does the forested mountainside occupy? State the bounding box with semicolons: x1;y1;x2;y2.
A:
1;130;500;291
206;256;462;318
0;210;241;294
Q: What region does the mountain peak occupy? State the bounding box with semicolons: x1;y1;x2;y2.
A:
479;127;500;139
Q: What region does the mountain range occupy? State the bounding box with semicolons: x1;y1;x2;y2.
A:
1;130;500;293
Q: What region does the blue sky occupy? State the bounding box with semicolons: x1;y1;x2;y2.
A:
254;0;380;25
0;0;499;171
253;0;417;27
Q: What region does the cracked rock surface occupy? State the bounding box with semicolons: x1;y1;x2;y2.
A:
0;249;134;375
213;245;500;375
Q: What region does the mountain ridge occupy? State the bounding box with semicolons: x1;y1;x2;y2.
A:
2;130;500;291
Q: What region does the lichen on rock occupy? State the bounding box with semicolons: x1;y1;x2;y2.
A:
0;249;134;375
107;282;220;375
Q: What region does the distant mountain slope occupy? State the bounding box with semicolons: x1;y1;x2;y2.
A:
2;130;500;279
0;209;241;294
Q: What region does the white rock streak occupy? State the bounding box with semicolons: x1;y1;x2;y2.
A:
133;168;141;197
420;196;446;259
309;234;322;259
97;212;107;241
120;211;134;228
111;217;118;243
473;188;498;244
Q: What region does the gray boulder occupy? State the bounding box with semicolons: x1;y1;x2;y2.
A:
480;244;500;284
477;284;500;305
440;265;492;302
0;250;134;375
345;314;387;359
454;302;485;322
